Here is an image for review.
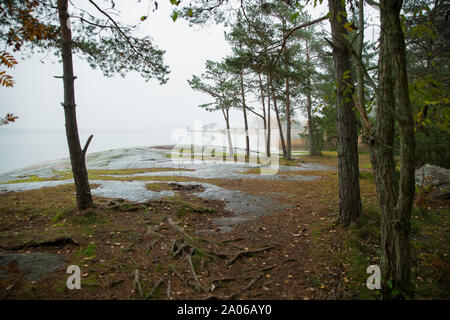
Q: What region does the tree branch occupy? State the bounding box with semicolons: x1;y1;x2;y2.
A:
83;134;93;157
88;0;151;65
365;0;380;9
258;15;329;62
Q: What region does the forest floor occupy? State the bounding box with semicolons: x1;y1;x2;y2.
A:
0;147;448;300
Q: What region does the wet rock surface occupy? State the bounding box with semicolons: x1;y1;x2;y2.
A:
0;252;67;282
0;146;333;183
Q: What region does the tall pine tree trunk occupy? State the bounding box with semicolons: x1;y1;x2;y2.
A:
328;0;362;225
239;71;250;160
266;74;271;157
285;77;292;160
305;39;319;156
223;110;233;157
258;73;268;157
272;83;287;158
306;92;317;156
57;0;94;211
370;0;415;298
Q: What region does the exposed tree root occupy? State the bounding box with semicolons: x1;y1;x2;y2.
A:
145;278;164;300
0;236;79;251
186;254;208;293
166;277;171;299
132;269;143;298
228;273;263;299
225;246;275;266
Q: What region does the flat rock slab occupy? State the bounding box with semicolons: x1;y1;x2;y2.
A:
0;146;334;184
0;252;67;282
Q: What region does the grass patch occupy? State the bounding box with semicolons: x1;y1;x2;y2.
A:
4;175;48;184
359;171;374;183
70;209;99;225
146;182;172;192
173;201;217;216
84;243;96;258
51;210;67;222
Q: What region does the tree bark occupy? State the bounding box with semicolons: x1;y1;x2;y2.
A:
272;83;287;158
223;109;233;157
328;0;362;226
370;0;415;298
356;0;365;114
239;71;250;160
306;91;317;156
285;76;292;160
258;73;268;157
266;74;271;157
305;38;319;156
57;0;94;211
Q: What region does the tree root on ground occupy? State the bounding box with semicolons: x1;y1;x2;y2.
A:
0;236;79;251
225;246;275;266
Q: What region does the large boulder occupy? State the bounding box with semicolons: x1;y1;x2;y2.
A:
415;164;450;199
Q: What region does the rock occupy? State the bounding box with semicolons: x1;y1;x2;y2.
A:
0;252;67;282
415;164;450;199
431;183;450;200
